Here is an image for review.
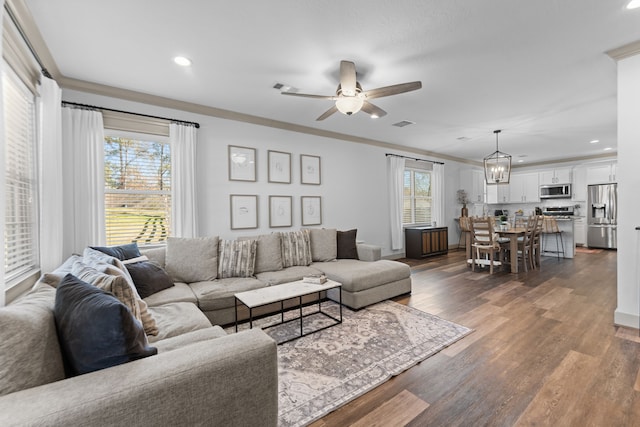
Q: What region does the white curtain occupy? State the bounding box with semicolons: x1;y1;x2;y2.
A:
37;75;63;272
170;123;197;238
61;107;105;254
387;155;405;250
432;163;445;228
0;1;5;306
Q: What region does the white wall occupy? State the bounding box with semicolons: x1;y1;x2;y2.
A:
615;53;640;328
63;89;465;258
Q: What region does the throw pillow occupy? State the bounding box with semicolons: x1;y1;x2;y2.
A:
280;230;313;267
89;242;142;261
165;236;219;283
71;260;142;323
337;229;359;259
238;233;283;273
0;284;66;396
308;228;337;262
125;261;174;299
80;248;159;336
218;239;258;278
54;274;157;377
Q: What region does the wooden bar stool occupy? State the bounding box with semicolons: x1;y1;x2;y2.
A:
542;216;565;260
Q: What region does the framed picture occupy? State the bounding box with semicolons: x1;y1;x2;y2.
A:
230;194;258;229
300;154;321;185
301;196;322;226
228;145;256;181
268;150;291;183
269;195;292;228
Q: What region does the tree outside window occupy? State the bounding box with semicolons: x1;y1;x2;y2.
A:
104;135;171;245
403;169;432;225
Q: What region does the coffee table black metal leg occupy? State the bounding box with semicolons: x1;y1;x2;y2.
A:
299;296;303;337
339;288;342;323
235;297;238;332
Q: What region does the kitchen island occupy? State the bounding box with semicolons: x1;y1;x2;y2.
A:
542;217;575;259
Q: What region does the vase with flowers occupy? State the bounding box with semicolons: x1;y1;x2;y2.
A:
457;189;469;217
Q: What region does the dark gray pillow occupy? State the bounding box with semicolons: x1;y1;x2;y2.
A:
337;229;359;259
89;243;141;261
54;274;157;377
125;261;174;299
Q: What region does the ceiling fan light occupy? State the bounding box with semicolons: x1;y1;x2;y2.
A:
335;96;364;115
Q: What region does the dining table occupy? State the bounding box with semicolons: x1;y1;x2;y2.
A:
463;226;526;273
495;227;526;273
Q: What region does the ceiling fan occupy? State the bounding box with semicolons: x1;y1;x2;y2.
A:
281;60;422;121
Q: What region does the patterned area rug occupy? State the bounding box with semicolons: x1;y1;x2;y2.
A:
233;300;472;427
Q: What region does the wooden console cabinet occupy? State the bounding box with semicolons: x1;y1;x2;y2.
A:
405;226;449;259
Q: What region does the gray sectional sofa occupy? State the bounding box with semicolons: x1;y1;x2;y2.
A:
0;228;411;426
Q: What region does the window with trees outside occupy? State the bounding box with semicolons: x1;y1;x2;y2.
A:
104;133;171;246
403;168;432;225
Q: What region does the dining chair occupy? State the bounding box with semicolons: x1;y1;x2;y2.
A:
516;216;536;272
469;217;504;274
530;215;543;269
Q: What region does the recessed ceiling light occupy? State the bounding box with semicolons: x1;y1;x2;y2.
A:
590;139;599;144
517;159;524;163
370;114;379;119
627;0;640;9
173;56;192;67
604;147;612;151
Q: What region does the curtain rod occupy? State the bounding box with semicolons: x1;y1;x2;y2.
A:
385;153;444;165
61;101;200;128
5;3;52;78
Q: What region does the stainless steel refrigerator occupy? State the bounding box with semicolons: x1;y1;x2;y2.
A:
587;183;617;249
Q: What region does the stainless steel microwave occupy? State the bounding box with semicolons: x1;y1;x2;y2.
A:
539;184;572;199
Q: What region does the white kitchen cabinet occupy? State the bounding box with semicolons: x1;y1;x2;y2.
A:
460;169;486;203
486;183;509;204
508;172;539;203
587;162;617;184
540;167;572;185
572;166;587;201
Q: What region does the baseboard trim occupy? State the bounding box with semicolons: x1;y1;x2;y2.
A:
614;309;640;329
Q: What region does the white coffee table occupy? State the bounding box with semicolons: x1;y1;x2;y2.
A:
234;279;342;344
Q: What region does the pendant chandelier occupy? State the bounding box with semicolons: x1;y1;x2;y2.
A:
484;129;511;184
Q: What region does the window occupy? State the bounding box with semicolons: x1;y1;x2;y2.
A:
104;132;171;246
3;64;39;286
403;168;432;225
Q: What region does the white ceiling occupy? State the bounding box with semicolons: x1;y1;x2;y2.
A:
23;0;640;164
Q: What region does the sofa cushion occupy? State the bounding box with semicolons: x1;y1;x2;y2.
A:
146;302;213;343
312;259;411;293
140;246;166;268
337;229;359;259
218;239;258;278
154;326;227;353
54;274;157;377
190;277;265;311
239;233;283;273
165;236;219;282
280;230;312;267
255;266;324;286
0;284;65;397
125;261;174;299
143;282;197;307
308;228;337;262
89;242;141;261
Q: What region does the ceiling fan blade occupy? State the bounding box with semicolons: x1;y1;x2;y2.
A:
339;60;357;96
361;101;387;118
316;105;338;121
363;81;422;99
281;92;337;100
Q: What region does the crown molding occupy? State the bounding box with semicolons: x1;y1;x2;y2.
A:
511;153;617;169
606;39;640;61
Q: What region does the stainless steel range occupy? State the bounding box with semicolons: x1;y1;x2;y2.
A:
542;206;574;219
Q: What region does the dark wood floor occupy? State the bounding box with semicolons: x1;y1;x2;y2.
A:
311;248;640;426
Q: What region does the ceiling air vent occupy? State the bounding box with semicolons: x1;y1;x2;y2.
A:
392;120;415;128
